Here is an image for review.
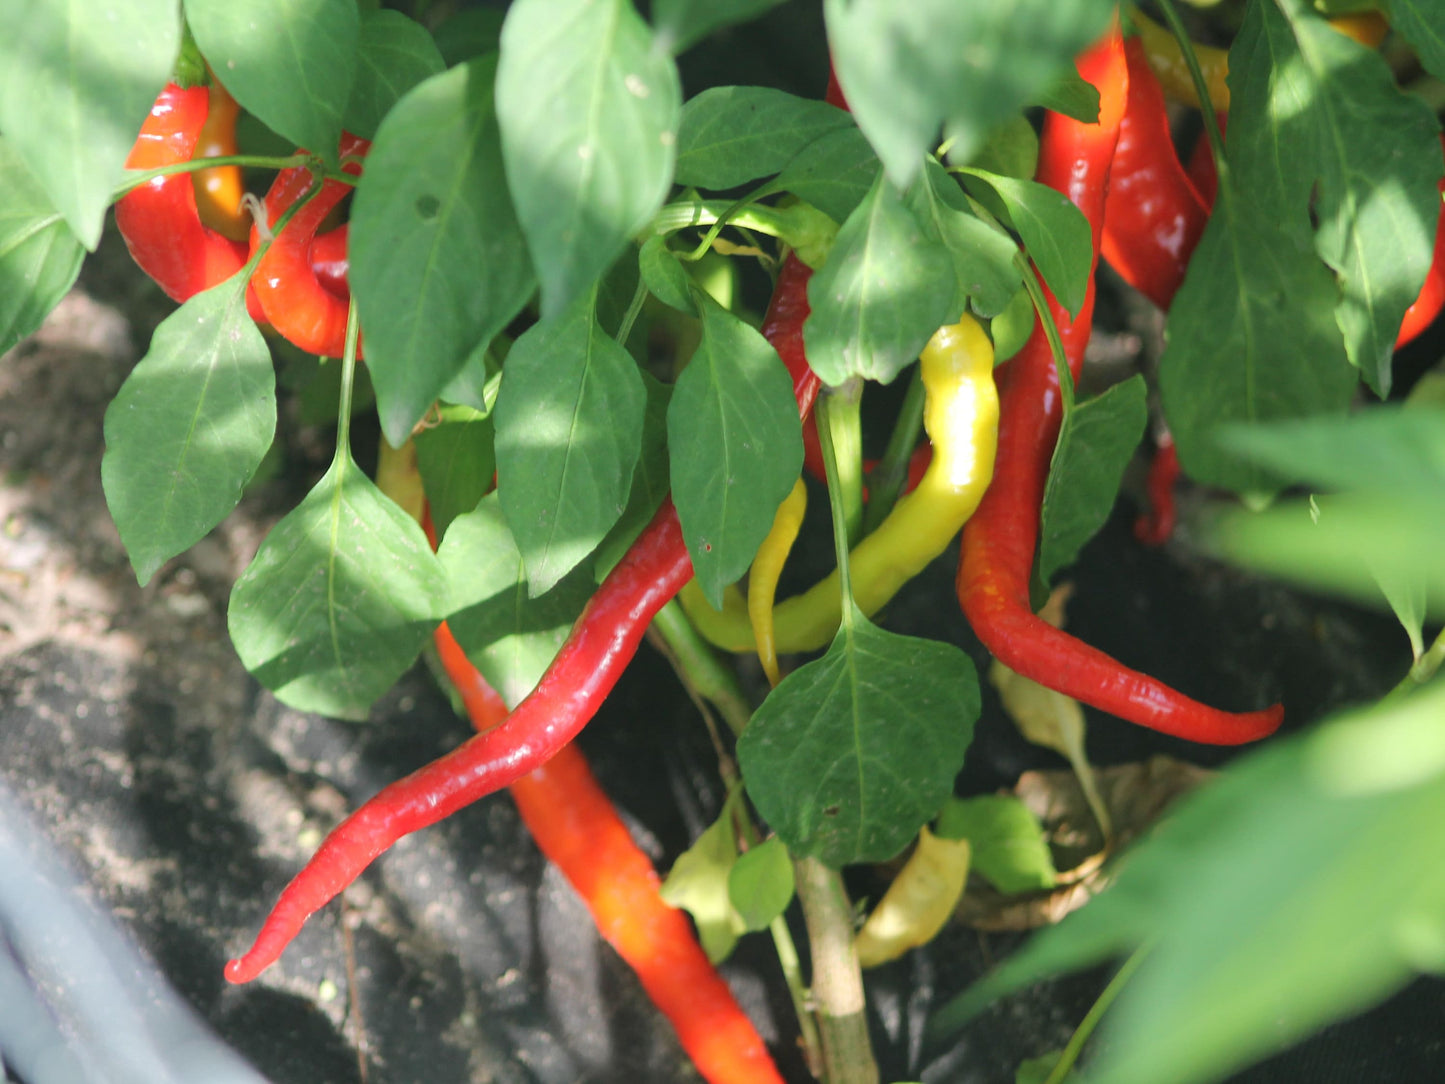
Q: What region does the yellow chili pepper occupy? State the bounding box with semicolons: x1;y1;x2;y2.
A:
680;315;999;654
1133;7;1389;113
748;478;808;686
854;826;971;969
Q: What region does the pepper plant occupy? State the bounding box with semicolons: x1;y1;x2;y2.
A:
3;0;1445;1082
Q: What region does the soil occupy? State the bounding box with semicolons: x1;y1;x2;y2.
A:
1;225;1442;1084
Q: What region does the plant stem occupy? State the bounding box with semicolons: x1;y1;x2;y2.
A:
819;380;865;549
112;154;316;198
1042;945;1150;1084
795;857;879;1084
1156;0;1228;175
647;599;825;1072
862;366;926;535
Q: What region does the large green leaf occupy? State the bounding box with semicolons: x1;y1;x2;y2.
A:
1229;0;1441;396
650;0;785;54
667;293;801;607
903;158;1020;320
738;604;979;868
594;371;671;581
0;140;83;355
1209;407;1445;622
674;86;854;190
101;276;275;587
228;448;448;721
414;404;495;543
772;126;881;225
493;289;645;596
496;0;681;316
822;0;1115;187
0;0;177;247
1036;375;1148;587
803;171;955;386
186;0;356;169
432;8;504;69
959;168;1093;319
352;58;534;447
1158;183;1356;497
342;9;445;140
929;682;1445;1084
1389;0;1445;84
439;494;592;707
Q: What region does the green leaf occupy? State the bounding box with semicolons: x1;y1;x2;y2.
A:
728;837;795;932
0;140;83;355
432;7;504;68
772;126;881;225
101;277;275;587
1029;67;1101;123
737;605;979;867
1158;184;1356;498
0;0;177;247
186;0;357;169
991;286;1036;364
352;58;534;447
651;0;785;54
1213;492;1445;622
1016;1053;1065;1084
496;0;681;316
803;171;956;386
594;372;671;581
414;404;494;543
959;169;1093;318
823;0;1115;187
438;340;502;414
674;86;854;190
668;294;802;607
343;9;446;141
935;795;1057;894
928;683;1445;1081
950;113;1040;182
660;793;746;963
639;235;696;315
1036;375;1148;587
493;289;645;596
440;495;592;705
1389;0;1445;84
904;157;1021;320
1210;408;1445;622
1228;0;1441;396
1220;406;1445;494
227;448;447;721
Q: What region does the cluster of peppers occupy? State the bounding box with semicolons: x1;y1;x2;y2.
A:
113;17;1445;1082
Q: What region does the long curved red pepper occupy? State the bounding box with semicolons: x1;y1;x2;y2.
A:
250;134;370;358
431;617;785;1083
956;28;1284;745
1101;36;1209;309
224;255;822;984
116;83;250;304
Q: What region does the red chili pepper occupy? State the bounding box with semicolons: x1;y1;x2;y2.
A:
1133;433;1180;546
509;747;787;1084
309;223;352;301
1101;36;1209;310
956;28;1285;745
1397;138;1445;348
422;514;786;1084
116;83;249;304
250;134;370;358
224;257;821;984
